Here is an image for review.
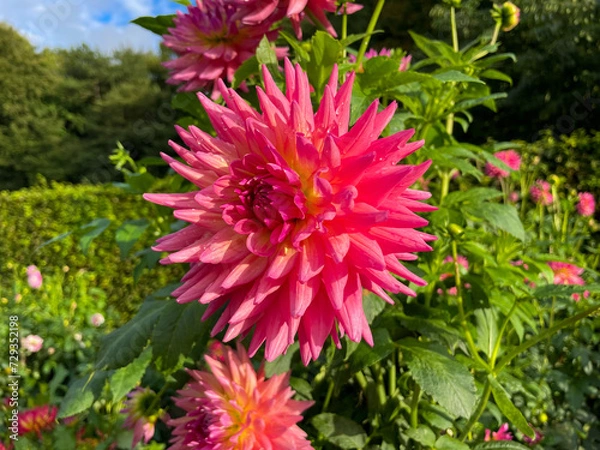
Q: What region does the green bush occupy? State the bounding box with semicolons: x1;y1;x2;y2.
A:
0;181;183;317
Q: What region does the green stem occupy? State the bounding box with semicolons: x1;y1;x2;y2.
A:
495;303;600;373
355;0;386;69
490;22;501;46
450;6;459;52
322;379;335;412
409;383;422;428
452;241;490;371
373;364;387;407
490;297;519;368
561;209;569;243
440;171;451;203
538;201;544;242
388;351;397;396
459;379;492;441
355;371;369;391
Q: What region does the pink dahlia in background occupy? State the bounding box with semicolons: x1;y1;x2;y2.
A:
485;150;521;178
145;61;435;363
548;261;589;301
168;343;313;449
485;423;513;442
18;405;58;438
439;254;468;281
523;427;544;446
121;388;161;448
26;265;42;289
530;180;553;205
348;48;412;72
576;192;596;217
22;334;44;353
162;0;284;97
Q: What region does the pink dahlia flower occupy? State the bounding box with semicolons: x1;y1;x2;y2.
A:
485;150;521;178
145;61;435;364
484;423;513;442
548;261;585;286
530;180;553;205
162;0;284;97
22;334;44;353
168;343;314;449
576;192;596;217
348;48;411;72
26;265;43;289
18;405;58;438
121;388;160;448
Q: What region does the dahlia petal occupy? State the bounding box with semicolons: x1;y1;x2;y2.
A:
298;291;336;364
323;232;350;263
321;260;348;310
221;254;269;289
200;229;248;264
348;233;386;270
298;238;325;282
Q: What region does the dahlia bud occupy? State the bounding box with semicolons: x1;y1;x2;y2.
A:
492;2;521;32
448;223;464;239
443;0;462;8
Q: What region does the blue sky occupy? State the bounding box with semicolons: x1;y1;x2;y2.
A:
0;0;187;53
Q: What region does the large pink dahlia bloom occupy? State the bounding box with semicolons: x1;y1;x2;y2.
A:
163;0;283;96
168;343;314;449
145;61;435;363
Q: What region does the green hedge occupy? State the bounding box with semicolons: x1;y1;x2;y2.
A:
0;181;183;317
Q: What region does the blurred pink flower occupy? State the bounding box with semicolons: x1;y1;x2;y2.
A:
89;313;105;327
485;150;521;178
440;255;468;280
288;0;362;38
548;261;585;286
162;0;284;97
121;388;159;448
22;335;43;353
348;48;411;72
168;343;314;449
523;427;543;445
576;192;596;217
145;61;435;364
485;423;513;441
26;265;42;289
508;191;519;203
530;180;553;205
18;405;58;438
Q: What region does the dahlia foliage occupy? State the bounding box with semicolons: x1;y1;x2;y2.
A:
146;60;435;364
168;343;314;449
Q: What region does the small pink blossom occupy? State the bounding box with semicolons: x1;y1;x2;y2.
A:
508;191;519;203
22;335;44;353
484;423;513;441
530;180;553;205
348;48;411;72
485;150;521;178
26;265;42;289
576;192;596;217
145;61;435;364
548;261;587;301
523;427;543;445
89;313;105;327
168;343;314;449
121;388;160;448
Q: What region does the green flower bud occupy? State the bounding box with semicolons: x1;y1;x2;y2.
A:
443;0;462;8
491;2;521;32
448;223;464;239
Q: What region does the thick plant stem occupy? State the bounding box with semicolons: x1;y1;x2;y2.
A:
355;371;369;390
459;379;492;441
491;22;501;46
450;7;459;52
409;383;422;428
389;351;397;396
341;7;348;57
355;0;386;69
323;379;335;412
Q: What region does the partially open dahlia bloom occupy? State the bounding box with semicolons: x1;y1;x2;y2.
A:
18;405;58;438
163;0;283;96
145;61;435;363
121;387;161;448
168;343;314;449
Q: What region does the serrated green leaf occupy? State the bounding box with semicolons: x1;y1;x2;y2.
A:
400;339;477;418
488;375;535;438
405;425;436;447
79;218;111;255
435;435;470;450
445;188;503;206
475;308;499;358
115;219;149;259
311;413;367;449
151;300;212;371
131;15;175;35
256;35;278;67
110;347;153;402
306;31;343;95
58;371;110;418
96;298;168;370
347;328;395;374
464;203;525;241
433;70;484;84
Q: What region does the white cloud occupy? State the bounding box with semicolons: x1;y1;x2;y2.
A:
0;0;170;53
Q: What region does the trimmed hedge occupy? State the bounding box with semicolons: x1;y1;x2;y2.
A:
0;181;183;317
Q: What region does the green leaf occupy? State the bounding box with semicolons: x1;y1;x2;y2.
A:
480;69;513;85
400;339;477;418
435;435;470;450
444;187;502;206
464;203;525;241
79;218;111;255
409;31;460;64
405;425;436;447
133;248;162;282
305;31;343;95
451;93;508;113
474;442;532;450
96;297;169;370
347;328;395;374
256;35;278;67
115;219;150;259
311;413;367;449
124;171;156;194
279;31;310;61
131;15;175;36
52;425;77;450
151;300;212;371
488;375;535;438
475;308;499;358
58;371;110;418
37;231;72;250
232;56;259;89
433;70;484;84
265;342;299;377
533;283;600;300
363;291;387;324
110;347;153;402
289;377;313;400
